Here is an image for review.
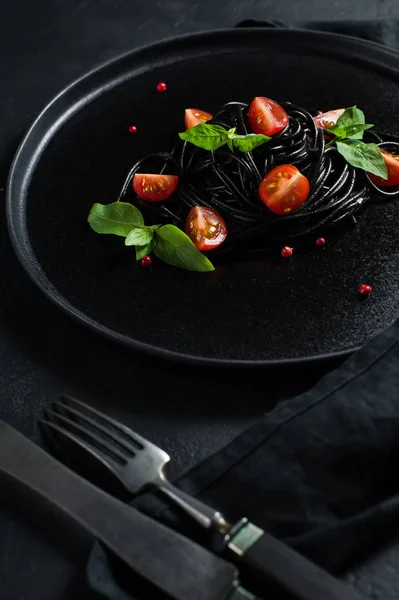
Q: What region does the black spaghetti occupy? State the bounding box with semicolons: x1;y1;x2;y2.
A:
116;101;399;254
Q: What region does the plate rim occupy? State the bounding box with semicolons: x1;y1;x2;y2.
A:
6;26;399;368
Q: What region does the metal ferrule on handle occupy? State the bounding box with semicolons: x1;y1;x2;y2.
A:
222;519;366;600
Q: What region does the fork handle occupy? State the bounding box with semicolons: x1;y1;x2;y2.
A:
224;519;365;600
159;479;230;533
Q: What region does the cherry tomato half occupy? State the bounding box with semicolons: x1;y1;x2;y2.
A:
248;96;289;136
132;174;179;202
259;164;310;215
185;108;213;130
184;206;227;251
314;108;345;129
368;148;399;187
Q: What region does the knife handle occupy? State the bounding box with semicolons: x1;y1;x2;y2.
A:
0;422;241;600
223;519;365;600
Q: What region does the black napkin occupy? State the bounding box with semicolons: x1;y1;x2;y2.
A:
87;20;399;600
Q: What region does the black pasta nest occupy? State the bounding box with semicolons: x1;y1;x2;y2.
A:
117;101;399;254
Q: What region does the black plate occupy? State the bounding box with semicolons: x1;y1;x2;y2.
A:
7;28;399;367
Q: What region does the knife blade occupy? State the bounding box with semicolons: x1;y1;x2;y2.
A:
0;422;258;600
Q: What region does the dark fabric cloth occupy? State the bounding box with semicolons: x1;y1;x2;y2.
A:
87;20;399;600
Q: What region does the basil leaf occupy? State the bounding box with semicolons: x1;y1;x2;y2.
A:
328;123;373;141
179;124;228;150
326;126;346;138
227;127;270;151
331;106;371;140
154;225;214;272
336;140;388;179
136;240;155;261
179;123;272;153
88;202;144;236
125;228;153;247
342;123;373;139
335;106;365;129
232;133;271;152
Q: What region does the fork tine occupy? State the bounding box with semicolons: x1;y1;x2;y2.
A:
39;420;125;477
44;409;128;464
52;400;138;456
39;418;69;457
60;396;151;449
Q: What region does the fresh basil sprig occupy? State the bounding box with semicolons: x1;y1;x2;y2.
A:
88;202;214;272
87;201;144;236
227;130;272;152
327;106;372;140
125;227;153;247
154;225;214;272
326;106;388;179
135;239;155;261
179;123;271;152
335;140;388;179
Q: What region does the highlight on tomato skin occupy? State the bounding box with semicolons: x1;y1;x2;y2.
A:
258;164;310;215
314;108;345;129
132;173;179;202
184;206;228;251
185;108;213;130
248;96;289;136
367;148;399;188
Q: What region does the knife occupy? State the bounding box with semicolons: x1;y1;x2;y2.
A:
0;422;259;600
40;396;367;600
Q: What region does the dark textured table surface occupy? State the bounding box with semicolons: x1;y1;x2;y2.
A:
0;1;398;599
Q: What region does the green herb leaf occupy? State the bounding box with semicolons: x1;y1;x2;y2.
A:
179;123;270;153
88;202;144;236
328;123;373;140
179;124;228;150
136;240;155;261
125;228;153;247
327;106;372;140
342;123;373;139
325;125;343;137
154;224;214;272
232;133;271;152
335;106;365;128
336;139;388;179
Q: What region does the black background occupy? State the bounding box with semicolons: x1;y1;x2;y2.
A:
0;2;398;599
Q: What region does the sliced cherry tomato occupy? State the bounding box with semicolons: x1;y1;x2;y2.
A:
185;108;213;129
314;108;345;129
368;148;399;187
184;206;227;251
132;174;179;202
259;164;310;215
248;96;289;136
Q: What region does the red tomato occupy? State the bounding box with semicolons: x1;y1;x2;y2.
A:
248;96;289;136
314;108;345;129
185;108;213;129
132;174;179;202
259;164;310;215
368;148;399;187
184;207;227;251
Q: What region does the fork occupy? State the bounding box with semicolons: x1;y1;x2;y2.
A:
39;396;366;600
41;396;231;533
